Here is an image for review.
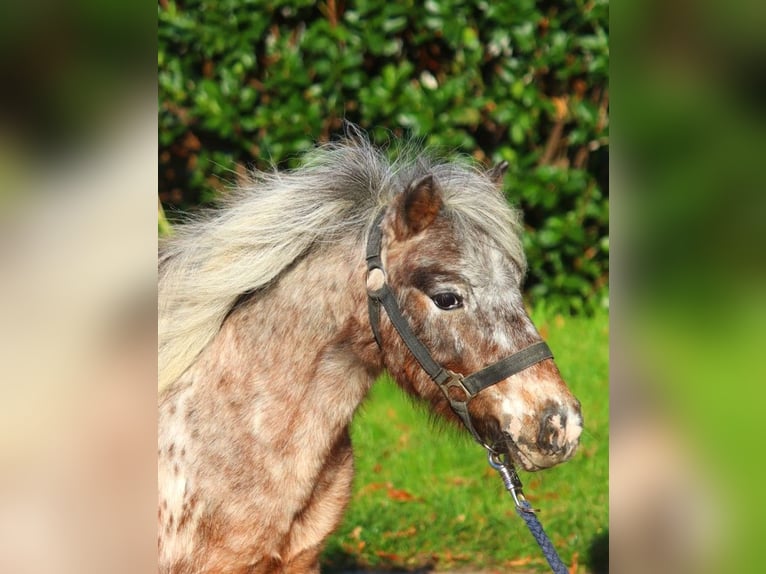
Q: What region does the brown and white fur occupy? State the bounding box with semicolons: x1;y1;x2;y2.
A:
158;135;582;573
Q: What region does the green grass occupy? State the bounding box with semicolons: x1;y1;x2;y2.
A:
322;308;608;573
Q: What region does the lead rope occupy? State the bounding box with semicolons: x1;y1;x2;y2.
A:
487;451;569;574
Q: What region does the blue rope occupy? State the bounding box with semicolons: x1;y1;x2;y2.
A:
487;452;569;574
515;501;569;574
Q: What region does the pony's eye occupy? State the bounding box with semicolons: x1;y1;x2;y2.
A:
431;292;463;310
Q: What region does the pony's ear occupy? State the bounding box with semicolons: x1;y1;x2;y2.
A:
487;161;509;187
393;174;443;239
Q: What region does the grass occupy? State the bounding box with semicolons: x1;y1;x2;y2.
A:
321;308;608;573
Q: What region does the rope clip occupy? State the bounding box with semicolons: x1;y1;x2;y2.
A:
487;450;538;513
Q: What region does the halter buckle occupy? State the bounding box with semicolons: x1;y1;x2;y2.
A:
438;370;472;404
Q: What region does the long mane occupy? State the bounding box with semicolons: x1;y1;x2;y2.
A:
158;132;526;395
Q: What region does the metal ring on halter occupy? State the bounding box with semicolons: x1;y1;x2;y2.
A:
365;266;387;295
437;369;471;403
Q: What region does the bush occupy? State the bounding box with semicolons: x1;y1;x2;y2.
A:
158;0;608;314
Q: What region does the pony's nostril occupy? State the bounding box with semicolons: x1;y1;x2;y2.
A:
538;410;568;454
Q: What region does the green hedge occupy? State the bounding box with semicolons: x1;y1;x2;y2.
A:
159;0;608;314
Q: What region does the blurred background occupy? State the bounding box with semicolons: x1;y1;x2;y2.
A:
0;0;764;572
610;1;766;571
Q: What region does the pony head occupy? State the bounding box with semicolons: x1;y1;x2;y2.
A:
371;167;582;470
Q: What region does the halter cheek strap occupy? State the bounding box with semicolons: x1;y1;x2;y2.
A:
365;209;553;447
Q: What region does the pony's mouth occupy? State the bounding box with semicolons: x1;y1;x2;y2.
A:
496;437;545;472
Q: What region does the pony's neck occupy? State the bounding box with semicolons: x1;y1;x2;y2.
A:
187;238;382;444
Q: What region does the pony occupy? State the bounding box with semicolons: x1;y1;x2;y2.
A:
158;132;582;573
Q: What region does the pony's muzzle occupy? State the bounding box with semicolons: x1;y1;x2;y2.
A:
501;399;583;471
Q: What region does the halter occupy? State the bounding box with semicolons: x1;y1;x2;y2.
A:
365;209;553;449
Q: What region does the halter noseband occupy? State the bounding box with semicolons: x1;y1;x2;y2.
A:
365;209;553;449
